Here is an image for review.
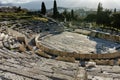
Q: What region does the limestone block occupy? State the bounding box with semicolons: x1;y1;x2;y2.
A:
109;60;114;66
117;59;120;66
18;43;26;52
55;56;75;63
35;49;51;58
3;41;10;49
86;61;96;68
26;44;33;51
0;41;3;48
76;67;88;80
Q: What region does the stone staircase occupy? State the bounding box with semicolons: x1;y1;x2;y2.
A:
0;48;87;80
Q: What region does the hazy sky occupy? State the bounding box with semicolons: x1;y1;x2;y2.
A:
0;0;120;9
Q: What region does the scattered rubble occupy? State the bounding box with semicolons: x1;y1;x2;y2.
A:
86;61;96;68
0;20;88;80
0;19;120;80
87;65;120;80
0;48;87;80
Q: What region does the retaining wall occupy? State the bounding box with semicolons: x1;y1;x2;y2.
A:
90;31;120;43
35;35;120;60
75;29;120;43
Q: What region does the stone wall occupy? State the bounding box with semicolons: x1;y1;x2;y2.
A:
75;29;120;43
90;31;120;43
35;35;120;60
90;59;114;65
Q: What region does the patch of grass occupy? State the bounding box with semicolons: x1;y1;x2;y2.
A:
0;12;31;20
33;17;48;22
0;12;49;22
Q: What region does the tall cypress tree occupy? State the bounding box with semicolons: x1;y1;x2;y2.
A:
96;2;103;25
53;0;58;18
114;8;116;13
41;2;46;15
18;6;21;11
71;9;74;19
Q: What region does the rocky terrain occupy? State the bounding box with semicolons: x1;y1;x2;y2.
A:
0;20;88;80
0;48;87;80
0;18;120;80
87;65;120;80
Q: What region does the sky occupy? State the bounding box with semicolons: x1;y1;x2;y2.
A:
0;0;120;9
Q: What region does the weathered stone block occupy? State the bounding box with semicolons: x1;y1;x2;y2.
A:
35;49;51;58
18;43;26;52
55;56;75;63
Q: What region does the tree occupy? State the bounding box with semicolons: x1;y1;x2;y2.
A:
84;14;96;22
101;9;112;26
111;13;120;30
62;10;71;21
53;0;59;18
62;9;67;17
17;6;21;12
71;9;74;19
41;2;46;15
114;8;116;13
62;9;79;21
96;2;103;25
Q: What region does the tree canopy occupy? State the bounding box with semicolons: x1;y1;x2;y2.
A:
96;2;103;25
41;2;46;15
53;0;59;18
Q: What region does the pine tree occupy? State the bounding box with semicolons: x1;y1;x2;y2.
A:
53;0;58;18
41;2;46;15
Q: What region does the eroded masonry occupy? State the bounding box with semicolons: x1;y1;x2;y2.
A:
0;19;120;80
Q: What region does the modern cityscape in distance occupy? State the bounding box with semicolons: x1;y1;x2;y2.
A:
0;0;120;80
